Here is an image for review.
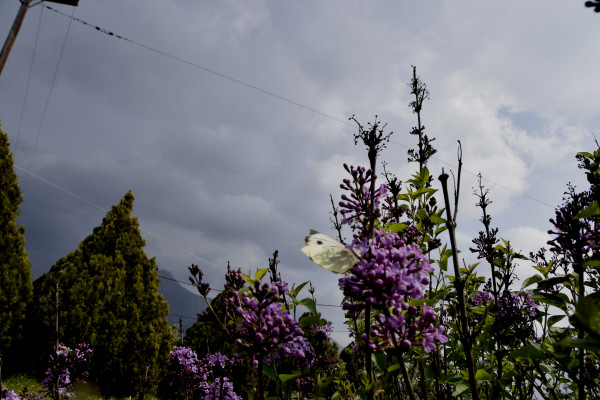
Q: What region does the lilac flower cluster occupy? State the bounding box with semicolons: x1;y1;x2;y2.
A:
39;343;91;400
201;354;242;400
338;165;448;354
300;320;340;374
165;347;242;400
1;386;41;399
471;291;494;306
497;290;538;319
0;390;22;400
471;290;539;345
166;346;203;399
227;273;310;365
340;229;432;309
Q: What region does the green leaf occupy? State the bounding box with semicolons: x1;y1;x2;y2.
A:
408;298;435;307
539;363;552;374
532;292;568;311
548;315;566;327
440;374;463;384
300;298;318;315
435;225;448;236
567;357;579;369
583;258;600;269
535;276;571;290
291;281;309;298
387;223;409;234
387;361;400;373
279;371;302;383
262;364;277;380
521;274;543;289
476;369;492;382
372;352;387;372
411;187;437;200
506;344;547;361
255;268;269;281
533;260;553;278
575;200;600;219
452;383;469;397
574;296;600;340
299;315;322;327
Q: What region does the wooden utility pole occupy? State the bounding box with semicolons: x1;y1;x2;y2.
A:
179;318;184;343
55;280;60;347
0;0;32;76
0;0;79;77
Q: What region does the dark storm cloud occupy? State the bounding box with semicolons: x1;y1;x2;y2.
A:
2;0;600;346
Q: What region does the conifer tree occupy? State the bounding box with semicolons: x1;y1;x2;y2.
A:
0;124;33;374
31;191;173;397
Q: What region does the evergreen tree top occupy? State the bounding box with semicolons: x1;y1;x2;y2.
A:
0;124;24;220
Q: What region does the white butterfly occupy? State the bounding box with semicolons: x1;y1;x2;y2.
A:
301;230;359;274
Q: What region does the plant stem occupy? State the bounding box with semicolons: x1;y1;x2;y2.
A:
576;258;585;400
439;170;479;400
258;358;264;400
392;344;416;400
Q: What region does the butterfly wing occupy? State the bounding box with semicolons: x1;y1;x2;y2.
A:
301;230;358;274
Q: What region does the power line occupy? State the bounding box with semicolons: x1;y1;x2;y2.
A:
14;163;223;272
12;168;347;318
388;139;555;209
43;5;354;128
158;273;343;309
42;5;556;212
24;5;75;188
15;2;44;154
12;163;340;307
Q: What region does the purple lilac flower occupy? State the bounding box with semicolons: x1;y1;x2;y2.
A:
39;343;91;400
166;348;242;400
166;346;204;398
470;290;539;345
471;291;494;306
1;389;22;400
230;277;310;365
300;320;340;374
204;378;242;400
340;229;433;310
339;181;448;353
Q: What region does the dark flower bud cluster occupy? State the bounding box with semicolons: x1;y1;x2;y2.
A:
470;227;502;261
289;320;340;375
339;164;387;235
224;265;246;299
547;185;595;267
188;263;211;297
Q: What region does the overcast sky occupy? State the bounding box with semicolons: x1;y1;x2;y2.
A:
1;1;598;346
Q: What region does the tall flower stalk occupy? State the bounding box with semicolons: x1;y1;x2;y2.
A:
337;115;447;399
